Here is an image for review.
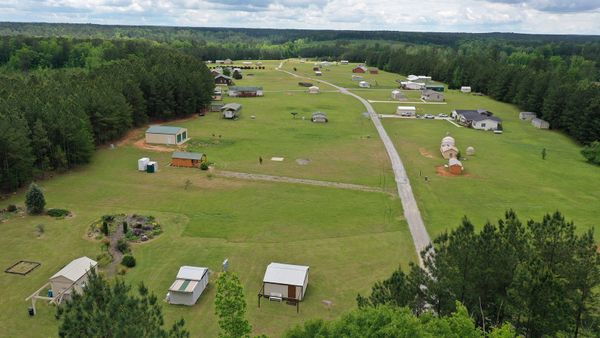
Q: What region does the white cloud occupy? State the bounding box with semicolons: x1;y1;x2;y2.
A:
0;0;599;34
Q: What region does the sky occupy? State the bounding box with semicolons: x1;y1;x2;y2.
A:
1;0;600;35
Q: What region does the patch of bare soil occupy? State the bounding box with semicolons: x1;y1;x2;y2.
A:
435;165;472;177
419;148;434;159
133;138;178;152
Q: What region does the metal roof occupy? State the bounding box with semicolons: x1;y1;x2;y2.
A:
172;151;205;160
455;110;502;122
449;158;463;167
263;263;309;286
229;86;263;91
146;125;185;135
220;103;242;111
177;266;208;281
50;256;97;282
312;111;327;117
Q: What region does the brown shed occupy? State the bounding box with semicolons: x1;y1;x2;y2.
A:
171;151;207;168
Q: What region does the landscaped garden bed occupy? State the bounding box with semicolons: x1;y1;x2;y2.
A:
88;214;162;242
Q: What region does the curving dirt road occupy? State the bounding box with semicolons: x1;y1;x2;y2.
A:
277;61;432;266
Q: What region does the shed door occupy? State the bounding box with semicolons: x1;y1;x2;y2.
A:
288;285;296;299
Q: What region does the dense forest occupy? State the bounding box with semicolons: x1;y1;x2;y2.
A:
1;23;599;192
356;211;600;337
0;37;214;191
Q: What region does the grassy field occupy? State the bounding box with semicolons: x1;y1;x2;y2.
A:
380;91;600;237
0;59;415;337
1;59;598;337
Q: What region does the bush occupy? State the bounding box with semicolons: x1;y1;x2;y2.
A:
47;208;70;218
200;162;209;170
116;239;130;253
117;267;128;275
96;252;113;267
581;141;600;165
102;221;109;236
122;221;128;234
35;224;45;236
101;215;115;223
25;183;46;215
6;204;17;212
121;255;136;268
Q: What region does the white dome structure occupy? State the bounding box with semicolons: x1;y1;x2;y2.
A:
466;146;475;156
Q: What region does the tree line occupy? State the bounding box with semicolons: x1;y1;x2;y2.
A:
0;41;213;191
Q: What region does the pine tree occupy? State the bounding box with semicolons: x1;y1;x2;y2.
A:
25;182;45;214
56;270;189;337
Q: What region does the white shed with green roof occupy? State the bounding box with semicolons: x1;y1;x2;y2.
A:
145;125;189;145
167;266;209;306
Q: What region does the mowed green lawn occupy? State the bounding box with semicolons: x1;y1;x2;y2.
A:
380;90;600;236
0;60;415;337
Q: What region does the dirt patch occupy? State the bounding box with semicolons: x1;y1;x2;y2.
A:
133;138;178;152
419;148;434;159
435;165;473;177
296;158;311;165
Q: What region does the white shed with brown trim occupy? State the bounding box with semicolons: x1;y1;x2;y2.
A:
261;263;309;301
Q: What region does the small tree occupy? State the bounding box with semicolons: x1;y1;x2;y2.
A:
232;71;242;80
184;179;192;190
215;272;251;338
122;221;128;234
542;147;547;160
102;221;109;236
223;68;231;76
25;183;45;215
121;255;136;268
581;141;600;165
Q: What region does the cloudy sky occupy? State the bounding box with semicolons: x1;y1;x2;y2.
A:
1;0;599;34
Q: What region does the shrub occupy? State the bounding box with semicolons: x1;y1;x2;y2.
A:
121;255;136;268
200;162;209;170
6;204;17;212
35;224;45;236
117;267;128;275
116;239;130;253
122;221;128;234
47;208;70;218
25;183;46;215
102;221;109;236
581;141;600;165
96;252;113;267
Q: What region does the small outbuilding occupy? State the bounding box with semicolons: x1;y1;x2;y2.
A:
352;65;368;73
400;81;425;90
340;60;349;65
359;81;370;88
220;103;242;119
449;158;463;175
426;84;444;92
396;106;416;116
519;112;537;121
369;68;379;74
214;74;234;86
228;86;263;97
258;263;310;312
210;101;224;112
531;117;550;129
146;126;189;145
171;151;207;168
308;86;320;94
460;86;472;93
440;136;459;159
311;112;328;123
167;266;209;306
315;71;322;76
50;257;98;302
421;89;445;102
138;157;150;171
212;87;223;101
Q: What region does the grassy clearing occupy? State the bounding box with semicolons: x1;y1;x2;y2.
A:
380;91;600;236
